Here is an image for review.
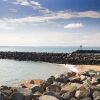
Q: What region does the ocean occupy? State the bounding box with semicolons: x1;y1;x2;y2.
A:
0;46;100;53
0;46;100;85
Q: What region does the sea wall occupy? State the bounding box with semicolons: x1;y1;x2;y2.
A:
0;50;100;64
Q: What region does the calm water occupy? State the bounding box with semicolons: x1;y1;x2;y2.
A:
0;46;100;85
0;46;100;53
0;59;67;85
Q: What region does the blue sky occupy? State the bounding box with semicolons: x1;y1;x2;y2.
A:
0;0;100;46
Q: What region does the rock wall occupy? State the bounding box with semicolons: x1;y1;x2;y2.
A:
0;50;100;64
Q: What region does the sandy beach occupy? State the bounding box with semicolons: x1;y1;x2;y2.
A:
63;64;100;73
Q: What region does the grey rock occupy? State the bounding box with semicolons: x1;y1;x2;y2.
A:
93;91;100;99
10;92;24;100
46;84;61;92
44;91;61;100
39;95;59;100
61;92;73;100
0;92;8;100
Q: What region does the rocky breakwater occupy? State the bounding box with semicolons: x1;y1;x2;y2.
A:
0;52;68;64
0;50;100;64
0;70;100;100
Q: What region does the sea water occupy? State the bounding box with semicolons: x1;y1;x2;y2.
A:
0;59;67;85
0;46;100;53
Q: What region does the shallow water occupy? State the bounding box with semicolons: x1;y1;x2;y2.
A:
0;59;67;85
0;46;100;53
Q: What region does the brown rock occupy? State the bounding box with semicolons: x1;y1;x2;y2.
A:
61;83;78;94
75;86;90;99
46;84;61;92
31;80;43;85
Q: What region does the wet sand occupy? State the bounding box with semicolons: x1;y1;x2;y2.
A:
76;65;100;72
62;64;100;73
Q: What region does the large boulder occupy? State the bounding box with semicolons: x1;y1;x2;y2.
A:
1;89;12;97
44;91;61;100
81;98;92;100
61;92;73;100
10;92;24;100
16;88;32;95
46;84;61;92
69;76;81;83
0;92;8;100
93;91;100;99
30;79;43;85
63;71;76;78
61;83;79;94
39;95;59;100
46;76;55;84
55;76;69;83
31;85;40;93
75;86;91;99
80;75;86;81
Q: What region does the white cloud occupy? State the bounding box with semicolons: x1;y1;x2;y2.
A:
0;11;100;26
30;1;41;6
16;0;29;5
78;11;100;18
64;23;83;29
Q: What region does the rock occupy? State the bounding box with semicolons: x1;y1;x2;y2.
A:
33;91;42;97
69;76;81;83
93;91;100;99
30;79;43;85
61;83;78;94
40;81;51;91
16;88;32;95
0;86;11;90
39;95;59;100
96;76;100;82
44;91;61;100
61;92;73;100
71;98;78;100
21;81;34;89
10;92;24;100
46;76;55;84
91;77;98;85
55;76;69;83
46;84;61;92
63;71;76;78
25;95;33;100
75;86;90;99
97;71;100;76
88;70;97;77
81;98;92;100
0;92;8;100
31;85;40;93
90;85;100;92
80;75;86;81
1;89;12;96
94;96;100;100
82;71;90;77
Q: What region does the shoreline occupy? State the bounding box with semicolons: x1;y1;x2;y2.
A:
0;70;100;100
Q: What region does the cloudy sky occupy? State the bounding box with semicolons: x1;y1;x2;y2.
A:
0;0;100;46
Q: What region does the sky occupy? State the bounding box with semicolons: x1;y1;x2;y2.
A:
0;0;100;46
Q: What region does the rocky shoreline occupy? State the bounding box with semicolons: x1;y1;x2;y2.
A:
0;50;100;65
0;70;100;100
